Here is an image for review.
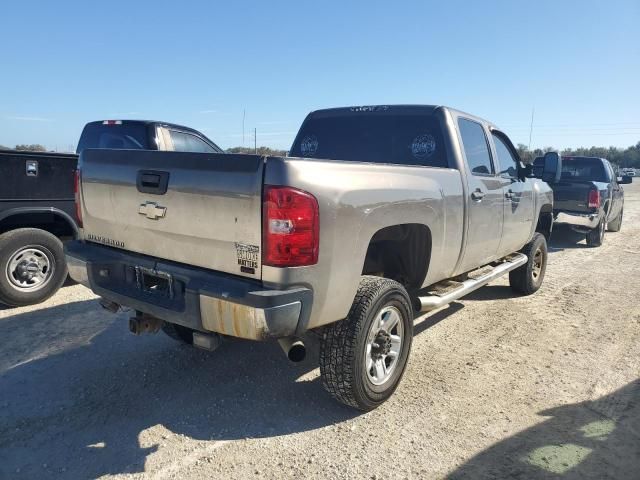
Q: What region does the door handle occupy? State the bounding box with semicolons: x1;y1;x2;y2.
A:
471;189;485;201
136;170;170;195
505;189;514;199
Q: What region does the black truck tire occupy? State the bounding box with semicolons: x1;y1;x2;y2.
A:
161;322;195;344
586;218;606;247
319;276;413;411
0;228;68;307
607;208;623;232
509;233;548;295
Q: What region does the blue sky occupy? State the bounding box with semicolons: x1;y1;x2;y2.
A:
0;0;638;152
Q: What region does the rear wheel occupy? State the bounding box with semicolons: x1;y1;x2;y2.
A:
509;233;548;295
607;208;623;232
586;218;605;247
319;276;413;411
0;228;67;306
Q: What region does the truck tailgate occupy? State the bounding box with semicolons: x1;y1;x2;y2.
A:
552;180;596;213
79;149;264;279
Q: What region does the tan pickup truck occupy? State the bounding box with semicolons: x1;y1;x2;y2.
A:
66;105;559;410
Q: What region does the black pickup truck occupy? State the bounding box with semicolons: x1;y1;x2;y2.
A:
537;155;630;247
0;120;222;306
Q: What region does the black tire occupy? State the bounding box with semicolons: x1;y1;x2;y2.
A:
161;322;194;344
0;228;68;307
607;208;623;232
319;276;413;411
509;233;548;295
586;217;605;247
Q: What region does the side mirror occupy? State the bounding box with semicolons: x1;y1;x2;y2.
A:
619;175;633;184
540;151;562;184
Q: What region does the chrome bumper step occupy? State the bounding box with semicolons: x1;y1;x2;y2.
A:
416;253;528;313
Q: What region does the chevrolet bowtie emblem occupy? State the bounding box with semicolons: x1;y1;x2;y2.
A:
138;201;167;220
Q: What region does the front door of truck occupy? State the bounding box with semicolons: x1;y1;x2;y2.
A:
491;131;534;255
456;118;504;273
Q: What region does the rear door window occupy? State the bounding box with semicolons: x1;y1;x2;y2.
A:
458;118;494;175
169;130;217;153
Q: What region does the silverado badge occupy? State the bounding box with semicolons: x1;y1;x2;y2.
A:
138;201;167;220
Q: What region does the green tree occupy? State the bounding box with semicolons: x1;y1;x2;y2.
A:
227;146;287;156
15;144;47;152
516;144;533;163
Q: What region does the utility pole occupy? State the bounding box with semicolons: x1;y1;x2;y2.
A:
254;128;257;154
242;109;246;147
528;107;535;151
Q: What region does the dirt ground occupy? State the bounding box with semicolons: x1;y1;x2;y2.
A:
1;184;639;480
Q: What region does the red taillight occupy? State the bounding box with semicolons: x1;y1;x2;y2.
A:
263;186;319;267
588;189;600;209
74;169;83;227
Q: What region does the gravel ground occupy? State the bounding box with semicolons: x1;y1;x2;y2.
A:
1;184;639;480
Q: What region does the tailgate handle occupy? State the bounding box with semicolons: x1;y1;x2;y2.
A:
137;170;169;195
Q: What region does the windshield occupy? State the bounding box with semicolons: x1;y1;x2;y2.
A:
289;112;448;167
560;158;609;182
76;122;150;153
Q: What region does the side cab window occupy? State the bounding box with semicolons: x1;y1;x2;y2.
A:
605;161;616;184
458;118;494;176
169;130;217;153
491;132;520;180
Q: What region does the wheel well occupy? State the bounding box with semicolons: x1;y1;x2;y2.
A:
536;205;553;241
0;212;76;239
362;224;431;293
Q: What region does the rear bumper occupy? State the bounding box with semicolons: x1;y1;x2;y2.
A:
554;211;601;230
64;241;312;340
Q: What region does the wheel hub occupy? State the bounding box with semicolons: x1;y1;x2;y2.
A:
364;305;404;386
371;330;392;358
532;247;543;280
6;246;54;291
16;261;39;280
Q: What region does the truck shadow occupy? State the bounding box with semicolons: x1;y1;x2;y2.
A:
0;300;357;479
413;302;464;334
0;296;465;479
548;227;589;252
448;378;640;479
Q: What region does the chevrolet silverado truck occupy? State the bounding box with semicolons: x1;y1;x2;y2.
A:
0;120;222;307
65;105;558;410
535;155;629;247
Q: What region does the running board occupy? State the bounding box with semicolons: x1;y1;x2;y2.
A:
416;253;528;313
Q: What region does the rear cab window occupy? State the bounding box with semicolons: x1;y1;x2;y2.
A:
77;122;151;153
457;118;494;175
560;157;609;182
289;108;449;167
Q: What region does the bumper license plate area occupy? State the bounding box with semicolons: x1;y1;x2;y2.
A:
136;267;173;298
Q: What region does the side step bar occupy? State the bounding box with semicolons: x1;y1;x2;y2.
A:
416;253;528;313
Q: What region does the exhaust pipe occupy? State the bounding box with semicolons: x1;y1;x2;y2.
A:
129;313;163;335
278;337;306;363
